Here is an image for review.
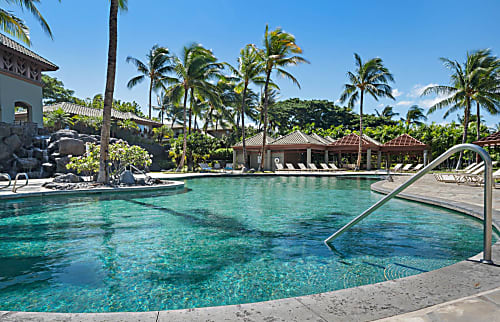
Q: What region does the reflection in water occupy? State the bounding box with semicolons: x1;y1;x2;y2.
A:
0;176;491;312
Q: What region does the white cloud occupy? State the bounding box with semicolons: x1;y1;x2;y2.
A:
395;100;414;106
391;88;403;98
407;83;439;98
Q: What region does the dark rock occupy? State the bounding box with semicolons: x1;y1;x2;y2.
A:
136;177;146;185
42;162;56;173
54;173;83;183
50;129;79;143
16;157;39;170
59;138;85;156
48;141;59;154
0;143;10;160
0;126;10;138
9;126;23;136
3;134;22;152
55;156;71;173
119;170;135;185
78;134;98;144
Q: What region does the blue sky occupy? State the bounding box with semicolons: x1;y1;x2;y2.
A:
6;0;500;126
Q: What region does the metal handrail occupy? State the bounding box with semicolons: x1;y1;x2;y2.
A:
12;173;29;193
324;144;494;264
0;173;11;190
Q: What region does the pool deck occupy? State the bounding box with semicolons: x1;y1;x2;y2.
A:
0;173;499;321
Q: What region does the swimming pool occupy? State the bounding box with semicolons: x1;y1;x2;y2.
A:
0;176;493;312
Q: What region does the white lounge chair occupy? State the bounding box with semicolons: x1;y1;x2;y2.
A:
413;164;424;171
465;161;484;174
457;162;478;172
402;164;413;172
199;163;212;172
298;163;308;171
320;163;333;171
328;163;344;171
392;164;403;172
308;163;320;171
275;163;285;171
286;163;299;171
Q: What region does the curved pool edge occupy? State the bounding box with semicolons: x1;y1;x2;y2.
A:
0;176;499;321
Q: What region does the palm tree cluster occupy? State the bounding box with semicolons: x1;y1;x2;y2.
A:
423;49;500;167
125;25;308;171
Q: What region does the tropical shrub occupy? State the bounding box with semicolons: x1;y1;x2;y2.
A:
152;125;174;143
44;108;73;130
169;132;221;166
67;142;152;178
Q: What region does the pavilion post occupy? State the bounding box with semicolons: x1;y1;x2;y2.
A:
307;148;312;166
424;150;428;166
366;148;372;170
324;150;329;163
377;151;382;169
266;149;272;171
338;152;342;166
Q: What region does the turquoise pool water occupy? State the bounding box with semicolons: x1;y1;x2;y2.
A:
0;176;494;312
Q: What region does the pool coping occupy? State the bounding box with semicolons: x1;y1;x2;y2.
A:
0;176;499;321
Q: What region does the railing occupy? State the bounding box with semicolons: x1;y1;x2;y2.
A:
0;173;11;190
324;144;494;264
12;173;29;193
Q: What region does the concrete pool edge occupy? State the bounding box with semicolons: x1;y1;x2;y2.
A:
0;176;499;321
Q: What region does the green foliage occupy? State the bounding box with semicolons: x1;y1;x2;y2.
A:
209;148;233;161
152;125;174;143
117;119;139;131
67;142;152;177
72;115;103;131
44;108;73;130
169;132;221;165
42;75;80;104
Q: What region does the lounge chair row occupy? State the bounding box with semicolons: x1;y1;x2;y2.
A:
434;161;499;186
392;163;424;172
276;163;343;171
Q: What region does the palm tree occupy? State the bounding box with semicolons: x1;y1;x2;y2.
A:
375;105;399;119
404;105;427;126
226;45;265;168
97;0;127;184
163;44;223;171
340;53;395;169
257;25;308;171
126;45;172;119
423;49;500;168
0;0;58;45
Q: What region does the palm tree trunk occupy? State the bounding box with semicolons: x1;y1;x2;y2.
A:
177;88;188;172
188;88;193;134
148;80;153;119
356;90;364;170
241;82;249;168
97;0;118;184
456;99;471;170
476;101;481;163
259;69;272;171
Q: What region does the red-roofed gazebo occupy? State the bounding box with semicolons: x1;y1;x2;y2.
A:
381;134;430;166
473;131;500;147
328;133;381;170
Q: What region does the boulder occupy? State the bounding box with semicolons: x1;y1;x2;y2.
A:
9;126;24;136
59;138;85;156
42;162;56;173
3;134;22;152
55;156;71;173
48;141;59;154
50;129;79;143
0;126;10;138
16;157;39;170
0;144;10;160
53;173;83;183
78;134;98;144
119;170;135;185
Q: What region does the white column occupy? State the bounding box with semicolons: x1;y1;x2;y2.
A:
307;148;312;167
377;151;382;169
324;150;329;163
366;148;372;170
266;149;272;170
423;150;428;166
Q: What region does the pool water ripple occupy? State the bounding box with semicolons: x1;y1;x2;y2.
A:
0;176;495;312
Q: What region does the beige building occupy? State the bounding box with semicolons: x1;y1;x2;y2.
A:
0;34;58;127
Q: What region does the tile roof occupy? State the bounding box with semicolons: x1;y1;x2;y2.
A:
325;136;337;143
474;131;500;146
310;133;331;144
270;130;325;146
44;102;162;126
329;133;379;147
234;132;275;147
382;134;427;147
0;33;57;70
